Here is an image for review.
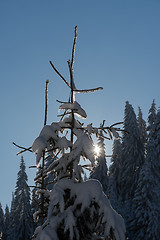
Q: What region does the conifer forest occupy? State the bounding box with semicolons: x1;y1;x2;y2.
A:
1;27;160;240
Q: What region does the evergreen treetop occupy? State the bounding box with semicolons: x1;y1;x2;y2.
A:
137;106;147;151
12;156;33;240
0;203;4;239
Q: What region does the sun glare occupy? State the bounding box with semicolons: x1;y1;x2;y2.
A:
94;145;100;156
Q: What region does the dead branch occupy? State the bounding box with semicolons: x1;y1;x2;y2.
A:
96;131;110;140
12;142;32;155
44;80;49;126
71;26;78;70
103;129;113;139
110;122;123;128
56;99;68;104
49;61;70;88
68;59;76;90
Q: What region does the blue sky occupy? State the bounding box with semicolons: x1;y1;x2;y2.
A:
0;0;160;209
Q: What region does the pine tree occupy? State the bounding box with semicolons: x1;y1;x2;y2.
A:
31;27;125;240
90;130;109;193
145;100;157;179
3;205;10;240
109;139;122;195
0;203;4;240
137;106;147;153
7;193;16;240
130;159;159;239
119;101;145;200
147;99;156;133
13;156;34;240
154;109;160;179
154;109;160;230
118;101;145;238
128;100;159;239
108;139;122;211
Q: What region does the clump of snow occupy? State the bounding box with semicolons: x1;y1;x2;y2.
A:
34;179;125;240
69;131;95;165
59;101;87;119
32;123;61;166
55;136;72;153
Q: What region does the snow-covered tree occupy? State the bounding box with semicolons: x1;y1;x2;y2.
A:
145;100;157;178
147;99;156;133
108;139;122;212
31;27;125;240
3;205;10;240
154;109;160;221
0;203;4;240
119;101;144;200
132;100;160;239
131;101;160;240
154;109;160;177
13;156;33;240
117;102;145;238
7;193;16;240
130;158;159;239
109;139;122;195
90;130;109;193
137;106;147;154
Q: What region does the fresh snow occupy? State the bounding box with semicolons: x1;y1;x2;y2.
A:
32;123;61;166
34;179;125;240
59;101;87;119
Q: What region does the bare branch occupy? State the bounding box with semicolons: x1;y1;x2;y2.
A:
101;120;106;128
96;131;110;140
44;80;49;126
110;122;123;128
103;129;112;140
68;59;76;90
49;61;70;88
71;26;78;70
12;142;32;155
56;99;68;104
